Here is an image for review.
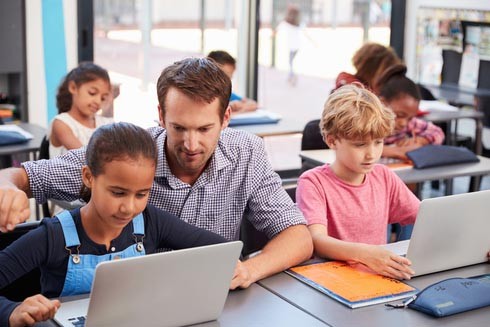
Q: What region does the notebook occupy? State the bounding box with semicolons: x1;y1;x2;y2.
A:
228;109;281;126
54;241;243;327
383;190;490;277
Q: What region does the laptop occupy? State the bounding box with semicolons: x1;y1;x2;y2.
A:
54;241;242;327
384;190;490;277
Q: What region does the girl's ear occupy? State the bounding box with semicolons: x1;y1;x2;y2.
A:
68;80;78;95
81;166;93;188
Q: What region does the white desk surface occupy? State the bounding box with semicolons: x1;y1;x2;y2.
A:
300;149;490;184
258;263;490;327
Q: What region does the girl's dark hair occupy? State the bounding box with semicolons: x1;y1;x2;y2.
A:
80;122;158;202
375;64;421;102
56;62;110;113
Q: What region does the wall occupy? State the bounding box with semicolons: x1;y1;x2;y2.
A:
404;0;490;79
25;0;78;128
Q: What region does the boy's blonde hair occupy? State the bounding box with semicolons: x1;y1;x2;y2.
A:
320;84;395;140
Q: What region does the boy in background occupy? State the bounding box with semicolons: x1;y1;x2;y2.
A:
207;50;258;113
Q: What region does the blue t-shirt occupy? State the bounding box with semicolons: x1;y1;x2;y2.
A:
230;92;242;101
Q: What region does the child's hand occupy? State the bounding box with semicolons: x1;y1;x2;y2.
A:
361;245;414;280
230;99;258;114
9;295;60;327
0;187;30;233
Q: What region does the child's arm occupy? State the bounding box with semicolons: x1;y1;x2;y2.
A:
8;295;60;327
309;224;414;280
405;118;445;145
50;120;83;150
149;206;227;250
229;98;258;113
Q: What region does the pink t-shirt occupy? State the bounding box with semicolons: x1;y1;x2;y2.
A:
296;164;419;245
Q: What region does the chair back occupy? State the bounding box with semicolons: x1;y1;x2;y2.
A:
0;221;42;301
300;119;328;174
39;135;50;160
239;217;269;258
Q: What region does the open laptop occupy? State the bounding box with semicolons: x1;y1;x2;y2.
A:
384;190;490;277
54;241;242;327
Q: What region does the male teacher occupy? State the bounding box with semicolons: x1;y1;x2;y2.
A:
0;58;312;289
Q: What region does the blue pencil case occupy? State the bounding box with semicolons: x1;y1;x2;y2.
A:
0;131;29;146
404;275;490;317
406;145;479;169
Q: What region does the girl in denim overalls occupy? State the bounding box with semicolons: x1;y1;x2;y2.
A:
2;122;226;327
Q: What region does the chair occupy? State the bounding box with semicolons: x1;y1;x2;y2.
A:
300;119;328;174
477;95;490;158
239;217;269;258
0;221;42;301
39;136;51;217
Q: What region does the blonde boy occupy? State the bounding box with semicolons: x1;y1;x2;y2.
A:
296;84;420;280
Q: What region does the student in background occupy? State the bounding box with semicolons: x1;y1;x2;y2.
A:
375;64;445;160
207;50;258;114
49;62;113;158
278;3;302;86
0;58;312;290
0;122;227;327
296;85;420;280
333;43;401;92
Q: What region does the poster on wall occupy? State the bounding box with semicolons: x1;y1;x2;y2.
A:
437;19;463;52
416;7;490;85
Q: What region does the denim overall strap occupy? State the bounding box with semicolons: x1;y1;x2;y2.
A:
58;211;146;297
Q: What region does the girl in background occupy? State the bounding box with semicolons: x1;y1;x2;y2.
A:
48;62;113;158
1;122;227;327
375;64;445;160
334;43;401;92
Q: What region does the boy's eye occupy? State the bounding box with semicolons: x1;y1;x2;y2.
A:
136;192;148;198
111;191;125;196
174;126;185;132
198;127;210;133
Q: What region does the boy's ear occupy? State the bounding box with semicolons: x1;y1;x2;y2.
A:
325;134;337;149
81;166;93;188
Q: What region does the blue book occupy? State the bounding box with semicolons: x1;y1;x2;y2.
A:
229;110;281;126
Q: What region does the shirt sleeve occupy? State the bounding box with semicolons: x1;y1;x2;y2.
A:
386;169;420;225
408;117;445;145
296;168;329;227
0;226;50;326
244;138;306;238
145;205;227;249
230;92;242;101
22;147;87;204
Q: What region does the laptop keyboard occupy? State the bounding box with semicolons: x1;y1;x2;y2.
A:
68;316;86;326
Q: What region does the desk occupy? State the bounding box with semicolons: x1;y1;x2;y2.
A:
300;150;490;192
258;264;490;326
423;109;484;155
0;123;46;165
422;83;490;108
36;283;327;327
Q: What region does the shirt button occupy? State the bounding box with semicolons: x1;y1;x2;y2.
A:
111;246;116;252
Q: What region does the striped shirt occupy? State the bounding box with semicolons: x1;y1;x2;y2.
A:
23;127;305;240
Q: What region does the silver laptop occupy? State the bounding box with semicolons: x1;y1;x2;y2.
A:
384;190;490;277
54;241;242;327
